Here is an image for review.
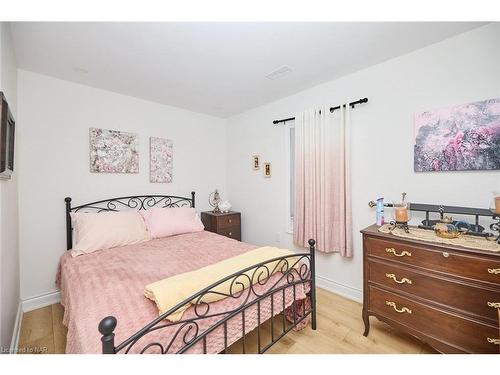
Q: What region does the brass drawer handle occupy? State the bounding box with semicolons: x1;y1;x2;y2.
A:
487;338;500;345
487;302;500;308
385;248;411;257
385;273;412;284
228;232;232;236
228;219;232;224
487;268;500;274
385;301;412;314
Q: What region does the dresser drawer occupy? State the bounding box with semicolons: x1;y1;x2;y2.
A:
369;259;500;323
369;286;500;353
366;236;500;284
216;213;240;229
217;226;241;241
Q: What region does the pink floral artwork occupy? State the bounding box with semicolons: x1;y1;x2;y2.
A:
414;98;500;172
150;137;173;183
89;128;139;173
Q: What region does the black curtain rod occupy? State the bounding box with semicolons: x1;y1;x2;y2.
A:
272;97;368;125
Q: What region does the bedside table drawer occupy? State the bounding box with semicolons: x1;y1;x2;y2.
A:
216;214;240;229
201;211;242;242
218;227;241;241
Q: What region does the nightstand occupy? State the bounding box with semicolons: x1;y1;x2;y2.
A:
201;211;241;241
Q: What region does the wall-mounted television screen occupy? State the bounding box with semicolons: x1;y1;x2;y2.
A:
0;92;15;180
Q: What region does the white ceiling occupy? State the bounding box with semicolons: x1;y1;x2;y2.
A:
10;22;487;118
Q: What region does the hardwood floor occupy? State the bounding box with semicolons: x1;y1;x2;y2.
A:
17;288;436;354
18;303;66;354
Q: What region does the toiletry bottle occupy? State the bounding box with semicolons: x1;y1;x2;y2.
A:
376;198;384;226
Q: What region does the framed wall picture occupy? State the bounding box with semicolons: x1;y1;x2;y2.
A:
0;92;15;180
252;155;260;170
150;137;173;183
264;162;272;178
414;97;500;172
89;128;139;173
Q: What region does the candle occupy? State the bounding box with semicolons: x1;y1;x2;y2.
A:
495;196;500;214
395;207;408;222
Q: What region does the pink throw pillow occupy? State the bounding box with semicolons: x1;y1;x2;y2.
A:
140;207;204;238
70;211;150;256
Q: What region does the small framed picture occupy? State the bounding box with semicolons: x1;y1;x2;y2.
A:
264;162;272;178
252;155;260;170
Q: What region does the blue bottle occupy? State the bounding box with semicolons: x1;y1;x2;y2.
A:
376;198;384;226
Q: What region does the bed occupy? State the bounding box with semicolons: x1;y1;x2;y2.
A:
58;192;316;354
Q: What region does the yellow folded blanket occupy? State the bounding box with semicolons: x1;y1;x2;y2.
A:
144;246;298;322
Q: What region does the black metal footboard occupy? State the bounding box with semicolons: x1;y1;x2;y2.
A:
98;239;317;354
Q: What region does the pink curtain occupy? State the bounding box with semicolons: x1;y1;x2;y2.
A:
293;105;352;256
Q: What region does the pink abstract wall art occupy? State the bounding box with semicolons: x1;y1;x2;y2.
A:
414;98;500;172
150;137;173;183
89;128;139;173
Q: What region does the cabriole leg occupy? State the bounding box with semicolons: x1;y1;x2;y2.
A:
362;309;370;337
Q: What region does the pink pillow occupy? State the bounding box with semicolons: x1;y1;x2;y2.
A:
140;207;204;238
70;211;150;257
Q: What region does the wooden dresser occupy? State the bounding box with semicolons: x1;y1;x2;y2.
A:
362;224;500;353
201;211;241;241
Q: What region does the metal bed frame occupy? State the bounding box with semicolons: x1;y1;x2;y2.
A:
64;192;316;354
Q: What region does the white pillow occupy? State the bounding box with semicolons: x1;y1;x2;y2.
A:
70;211;150;256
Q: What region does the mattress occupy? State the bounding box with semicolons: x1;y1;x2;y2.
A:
57;230;309;353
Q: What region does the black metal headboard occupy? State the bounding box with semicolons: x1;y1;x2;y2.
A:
64;192;196;250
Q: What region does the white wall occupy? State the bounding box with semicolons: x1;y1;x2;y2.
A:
0;22;19;350
226;23;500;301
17;71;227;300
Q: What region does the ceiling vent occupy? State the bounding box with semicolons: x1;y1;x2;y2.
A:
265;65;292;80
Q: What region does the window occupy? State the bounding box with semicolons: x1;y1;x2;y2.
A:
286;122;295;233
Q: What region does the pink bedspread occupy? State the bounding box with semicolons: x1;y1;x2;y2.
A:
57;231;309;354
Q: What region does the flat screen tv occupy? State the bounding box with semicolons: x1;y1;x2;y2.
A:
0;92;15;180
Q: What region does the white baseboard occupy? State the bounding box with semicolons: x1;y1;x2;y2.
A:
21;291;61;313
316;275;363;303
9;303;23;353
